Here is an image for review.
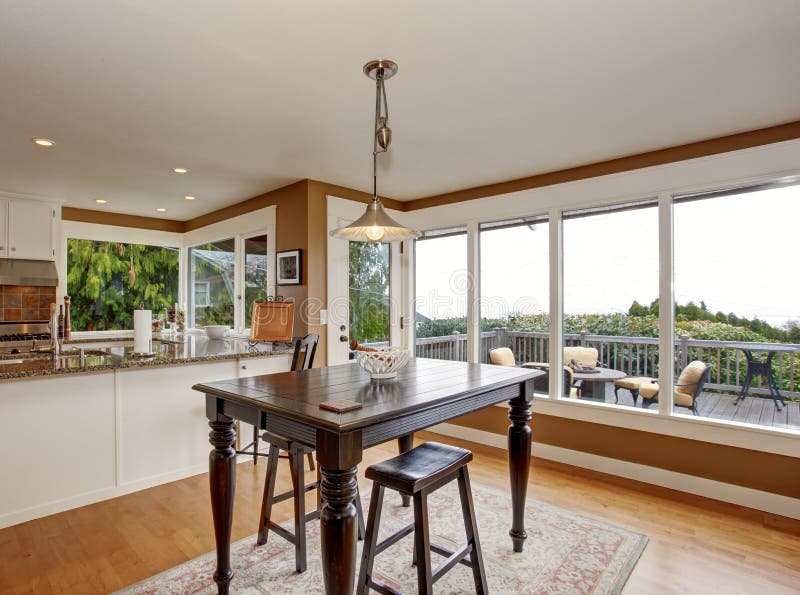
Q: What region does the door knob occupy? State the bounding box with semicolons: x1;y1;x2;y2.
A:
339;335;348;343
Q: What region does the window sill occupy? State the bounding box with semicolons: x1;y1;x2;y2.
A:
489;394;798;458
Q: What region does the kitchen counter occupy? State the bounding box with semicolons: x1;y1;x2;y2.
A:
0;333;294;380
0;333;294;528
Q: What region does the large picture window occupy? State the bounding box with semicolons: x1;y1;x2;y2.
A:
66;239;179;331
415;228;468;361
674;183;800;429
562;200;660;407
480;216;549;370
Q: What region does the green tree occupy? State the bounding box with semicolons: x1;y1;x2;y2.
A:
349;242;390;343
67;239;179;331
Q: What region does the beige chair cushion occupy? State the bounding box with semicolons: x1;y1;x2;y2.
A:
489;347;516;367
564;346;599;368
614;376;652;390
639;382;695;407
676;360;707;399
639;382;659;400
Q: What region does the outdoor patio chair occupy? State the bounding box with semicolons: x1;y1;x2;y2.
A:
488;348;579;397
638;360;712;415
563;346;602;370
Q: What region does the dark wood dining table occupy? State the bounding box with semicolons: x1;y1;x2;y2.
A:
194;357;542;594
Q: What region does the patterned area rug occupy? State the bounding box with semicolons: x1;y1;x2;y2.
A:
117;481;647;594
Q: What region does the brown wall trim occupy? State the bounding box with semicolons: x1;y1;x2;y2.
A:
61;207;185;233
307;179;405;211
402;119;800;211
183;180;309;232
449;408;799;500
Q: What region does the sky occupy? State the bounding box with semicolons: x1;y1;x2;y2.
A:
414;185;800;329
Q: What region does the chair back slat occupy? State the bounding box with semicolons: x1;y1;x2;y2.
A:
292;334;320;371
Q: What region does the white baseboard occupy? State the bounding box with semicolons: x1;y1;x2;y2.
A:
0;464;207;530
428;423;800;521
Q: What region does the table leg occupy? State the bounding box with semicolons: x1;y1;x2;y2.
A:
398;433;414;507
209;416;236;594
507;392;532;553
764;352;786;410
317;430;363;594
735;350;755;405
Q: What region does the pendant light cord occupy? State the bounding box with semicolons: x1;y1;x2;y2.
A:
372;70;390;204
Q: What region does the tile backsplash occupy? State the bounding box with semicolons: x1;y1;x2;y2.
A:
0;285;57;321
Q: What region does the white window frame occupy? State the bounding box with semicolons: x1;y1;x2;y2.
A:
183;205;276;333
398;140;800;457
59;221;183;336
238;230;273;334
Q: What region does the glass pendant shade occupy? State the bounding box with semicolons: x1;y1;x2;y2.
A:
329;199;421;242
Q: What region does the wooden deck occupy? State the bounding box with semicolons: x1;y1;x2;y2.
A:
589;386;800;430
533;384;800;430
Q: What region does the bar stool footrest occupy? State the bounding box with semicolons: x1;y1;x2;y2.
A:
430;542;474;570
431;542;474;584
375;522;415;556
366;576;402;595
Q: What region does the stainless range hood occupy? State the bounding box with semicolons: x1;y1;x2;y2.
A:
0;259;58;287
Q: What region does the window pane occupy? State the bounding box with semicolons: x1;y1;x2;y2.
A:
562;202;660;406
189;239;235;328
675;184;800;430
244;234;268;325
349;241;390;345
480;219;549;385
415;232;468;361
66;239;179;331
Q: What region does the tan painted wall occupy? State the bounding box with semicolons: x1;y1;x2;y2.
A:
450;408;800;499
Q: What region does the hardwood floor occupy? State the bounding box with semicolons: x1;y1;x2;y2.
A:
1;430;798;594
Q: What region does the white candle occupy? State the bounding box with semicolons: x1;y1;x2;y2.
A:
133;309;152;354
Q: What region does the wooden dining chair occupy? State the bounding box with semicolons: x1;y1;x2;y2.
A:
236;334;319;468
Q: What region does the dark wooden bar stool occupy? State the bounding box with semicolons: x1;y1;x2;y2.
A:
357;442;488;595
257;431;365;573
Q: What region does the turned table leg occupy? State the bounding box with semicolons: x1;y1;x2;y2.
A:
508;387;532;553
317;429;363;595
209;415;236;594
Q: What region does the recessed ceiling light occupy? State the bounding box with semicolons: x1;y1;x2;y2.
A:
172;167;188;174
156;208;167;212
95;199;107;204
184;195;196;201
33;138;55;147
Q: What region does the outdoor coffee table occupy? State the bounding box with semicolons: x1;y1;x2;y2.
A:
572;367;626;398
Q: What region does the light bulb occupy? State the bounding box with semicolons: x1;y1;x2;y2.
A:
365;225;385;241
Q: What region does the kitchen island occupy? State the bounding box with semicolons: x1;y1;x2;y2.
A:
0;334;293;529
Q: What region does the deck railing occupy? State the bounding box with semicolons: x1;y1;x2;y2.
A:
414;328;800;398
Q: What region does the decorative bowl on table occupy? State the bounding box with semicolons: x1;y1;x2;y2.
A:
355;346;410;379
204;325;230;340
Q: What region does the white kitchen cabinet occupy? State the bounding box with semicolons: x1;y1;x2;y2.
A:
6;199;56;260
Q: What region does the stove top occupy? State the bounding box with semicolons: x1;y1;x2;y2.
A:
0;332;51;342
0;322;52;353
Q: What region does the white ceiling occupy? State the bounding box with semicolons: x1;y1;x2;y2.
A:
0;1;799;220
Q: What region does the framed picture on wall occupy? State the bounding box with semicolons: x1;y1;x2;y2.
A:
276;249;302;285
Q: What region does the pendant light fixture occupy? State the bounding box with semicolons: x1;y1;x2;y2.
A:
329;59;421;243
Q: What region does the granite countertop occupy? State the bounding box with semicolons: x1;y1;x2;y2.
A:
0;334;295;381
